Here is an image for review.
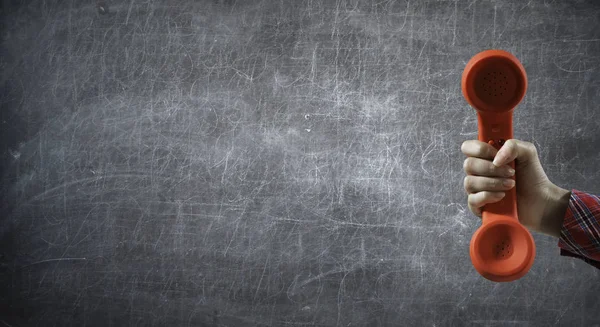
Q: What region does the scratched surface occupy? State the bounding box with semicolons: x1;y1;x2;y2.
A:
1;0;600;326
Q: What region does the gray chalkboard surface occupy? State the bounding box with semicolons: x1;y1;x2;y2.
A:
1;0;599;326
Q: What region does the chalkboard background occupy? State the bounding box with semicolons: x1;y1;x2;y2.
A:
1;0;600;326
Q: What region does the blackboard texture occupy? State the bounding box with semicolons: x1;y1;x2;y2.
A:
1;0;600;326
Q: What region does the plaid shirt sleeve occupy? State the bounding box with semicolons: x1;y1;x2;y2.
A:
557;189;600;268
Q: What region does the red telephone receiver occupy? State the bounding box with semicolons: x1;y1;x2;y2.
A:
461;50;535;282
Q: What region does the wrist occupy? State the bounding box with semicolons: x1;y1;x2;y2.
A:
539;184;571;238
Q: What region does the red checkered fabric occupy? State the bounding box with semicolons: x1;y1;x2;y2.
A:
558;189;600;268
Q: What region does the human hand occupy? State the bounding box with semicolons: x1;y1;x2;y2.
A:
461;139;570;237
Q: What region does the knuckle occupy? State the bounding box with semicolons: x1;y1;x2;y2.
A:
463;176;471;192
468;193;482;208
463;158;472;172
503;139;517;153
476;143;486;156
467;194;476;206
524;141;537;154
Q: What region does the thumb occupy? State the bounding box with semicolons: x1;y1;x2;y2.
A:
492;139;536;167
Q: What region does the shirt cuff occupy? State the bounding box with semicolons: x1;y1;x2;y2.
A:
557;189;600;266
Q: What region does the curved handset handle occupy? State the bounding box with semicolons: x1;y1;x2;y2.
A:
477;110;518;225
